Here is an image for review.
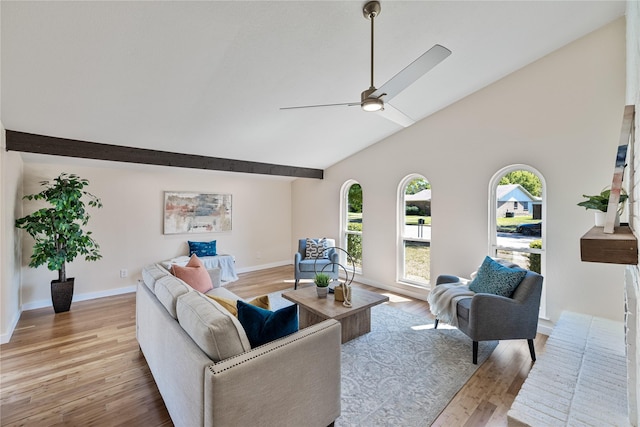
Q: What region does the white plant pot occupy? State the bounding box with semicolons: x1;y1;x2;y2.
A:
316;286;328;298
594;211;620;227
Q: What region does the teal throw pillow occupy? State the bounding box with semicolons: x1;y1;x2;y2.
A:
468;256;527;298
188;240;217;257
237;300;298;348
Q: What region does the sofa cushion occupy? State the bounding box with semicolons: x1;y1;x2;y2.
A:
142;263;170;293
207;294;270;317
155;275;192;319
206;286;241;300
237;301;298;348
171;254;213;293
188;240;217;257
468;256;527;298
176;291;251;362
298;259;333;273
456;297;472;322
305;238;329;259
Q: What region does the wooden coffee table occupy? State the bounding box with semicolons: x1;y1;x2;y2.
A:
281;286;389;343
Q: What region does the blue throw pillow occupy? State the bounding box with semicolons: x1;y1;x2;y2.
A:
188;240;217;257
468;256;527;298
237;300;298;348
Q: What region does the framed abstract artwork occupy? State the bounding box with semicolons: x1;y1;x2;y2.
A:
163;192;232;234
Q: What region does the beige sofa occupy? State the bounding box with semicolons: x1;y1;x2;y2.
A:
136;263;341;427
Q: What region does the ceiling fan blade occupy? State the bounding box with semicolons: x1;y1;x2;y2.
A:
371;44;451;101
376;103;415;128
280;102;360;110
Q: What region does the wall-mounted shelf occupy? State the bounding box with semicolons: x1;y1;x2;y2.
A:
580;225;638;265
579;105;636;265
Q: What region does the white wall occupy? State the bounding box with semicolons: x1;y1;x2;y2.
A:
18;158;293;310
624;0;640;423
293;18;627;325
0;123;24;343
0;0;27;343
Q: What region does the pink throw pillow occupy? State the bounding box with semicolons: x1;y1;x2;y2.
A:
171;254;213;293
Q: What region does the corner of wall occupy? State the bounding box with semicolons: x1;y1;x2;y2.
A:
624;0;640;424
1;121;25;344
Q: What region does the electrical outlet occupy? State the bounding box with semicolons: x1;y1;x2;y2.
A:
120;269;128;278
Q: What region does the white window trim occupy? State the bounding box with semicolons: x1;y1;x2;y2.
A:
489;164;547;318
397;174;431;287
340;180;362;274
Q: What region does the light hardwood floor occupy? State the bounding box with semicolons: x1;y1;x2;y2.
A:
1;265;547;426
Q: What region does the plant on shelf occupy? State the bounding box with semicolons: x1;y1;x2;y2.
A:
577;188;628;227
577;188;628;212
15;173;103;313
314;272;331;298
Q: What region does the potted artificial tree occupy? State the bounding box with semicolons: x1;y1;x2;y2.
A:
577;188;628;227
314;273;331;298
15;173;103;313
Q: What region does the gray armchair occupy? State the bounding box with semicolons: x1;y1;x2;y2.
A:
294;238;339;289
434;267;543;364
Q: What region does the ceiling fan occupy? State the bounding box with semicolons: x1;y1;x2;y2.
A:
281;1;451;128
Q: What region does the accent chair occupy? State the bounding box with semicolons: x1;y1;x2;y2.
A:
433;260;543;364
294;238;340;289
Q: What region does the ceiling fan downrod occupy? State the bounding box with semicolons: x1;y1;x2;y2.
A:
361;1;384;112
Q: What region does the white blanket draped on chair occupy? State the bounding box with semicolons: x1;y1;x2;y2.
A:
427;282;474;327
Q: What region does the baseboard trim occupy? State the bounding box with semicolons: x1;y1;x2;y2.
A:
21;285;137;312
236;260;290;274
354;275;430;302
0;309;22;344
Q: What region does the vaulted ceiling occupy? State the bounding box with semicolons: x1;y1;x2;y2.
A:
1;1;626;171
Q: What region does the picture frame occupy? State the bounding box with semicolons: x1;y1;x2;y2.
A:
163;192;232;234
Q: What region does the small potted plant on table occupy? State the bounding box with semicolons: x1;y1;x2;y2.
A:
314;273;331;298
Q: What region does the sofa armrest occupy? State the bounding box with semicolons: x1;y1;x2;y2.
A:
294;252;303;273
207;267;222;288
204;319;341;427
436;274;462;285
467;294;534;340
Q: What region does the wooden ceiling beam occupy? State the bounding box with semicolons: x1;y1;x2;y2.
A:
5;130;323;179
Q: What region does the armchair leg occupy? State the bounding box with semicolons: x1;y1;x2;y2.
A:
527;338;536;362
434;319;439;329
472;341;478;365
294;279;299;290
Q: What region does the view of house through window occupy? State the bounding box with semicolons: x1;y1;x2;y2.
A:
493;169;544;274
400;176;431;285
345;182;363;271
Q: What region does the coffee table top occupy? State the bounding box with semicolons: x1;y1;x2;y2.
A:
281;286;389;321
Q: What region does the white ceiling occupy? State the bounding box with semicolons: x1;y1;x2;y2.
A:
1;1;626;171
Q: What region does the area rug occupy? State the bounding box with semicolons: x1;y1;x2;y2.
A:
268;292;497;426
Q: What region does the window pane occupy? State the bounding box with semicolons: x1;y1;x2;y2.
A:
346;232;362;269
404;240;430;283
496;245;541;273
345;182;362;271
402;176;431;286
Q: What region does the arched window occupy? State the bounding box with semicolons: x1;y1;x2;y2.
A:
490;165;546;316
398;175;431;286
341;180;362;272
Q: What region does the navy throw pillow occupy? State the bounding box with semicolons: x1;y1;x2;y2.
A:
468;256;527;298
188;240;217;257
237;300;298;348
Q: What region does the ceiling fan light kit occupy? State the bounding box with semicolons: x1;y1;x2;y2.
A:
361;97;384;112
281;0;451;127
361;88;384;112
